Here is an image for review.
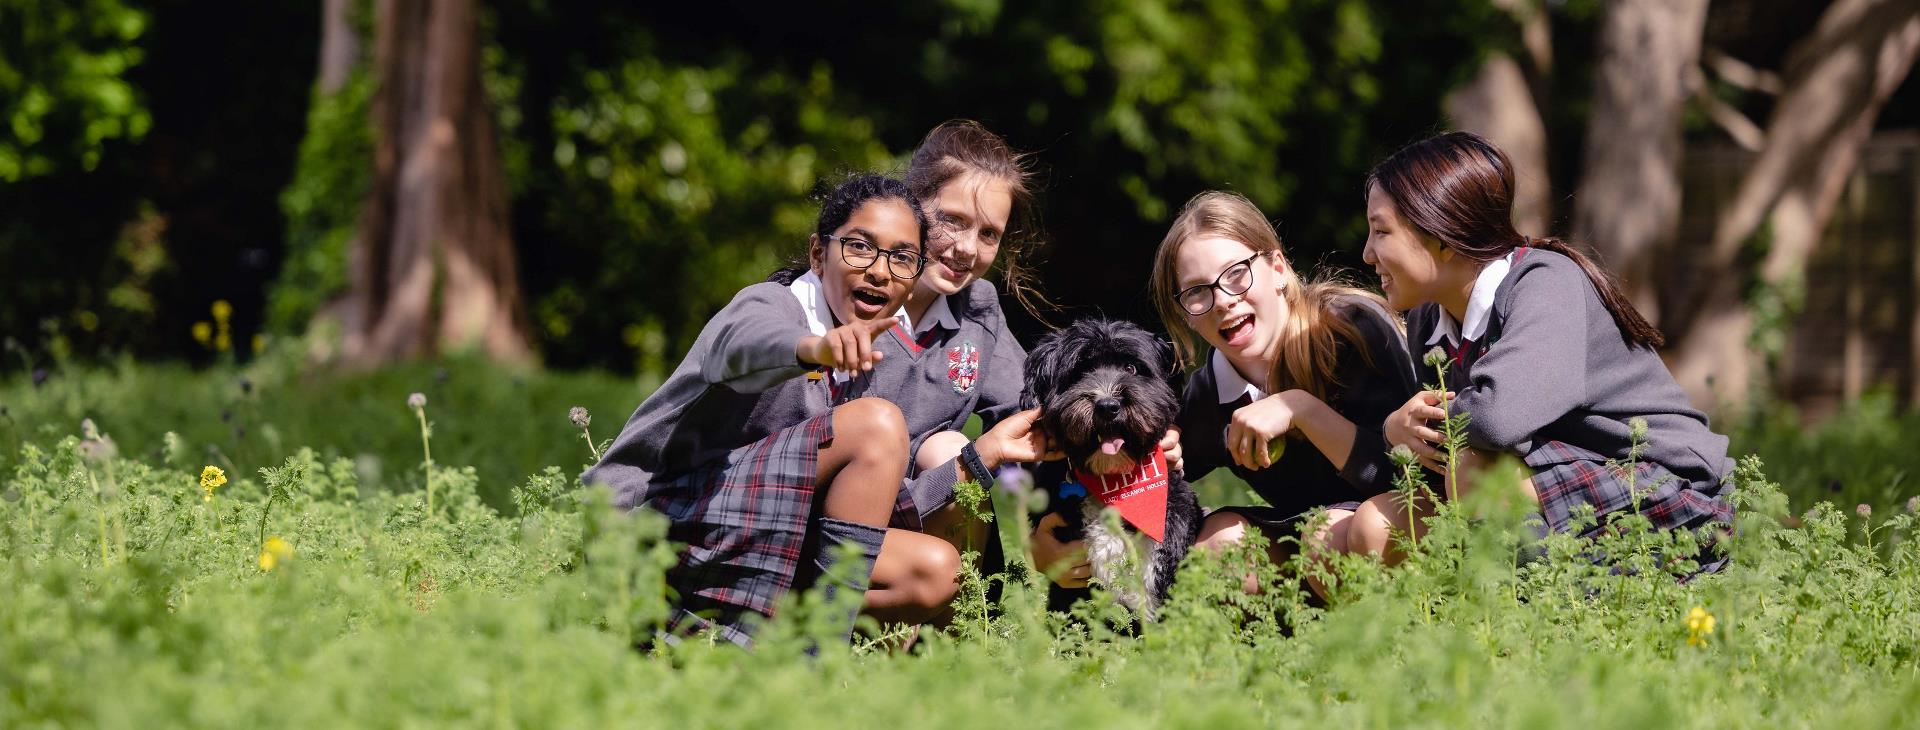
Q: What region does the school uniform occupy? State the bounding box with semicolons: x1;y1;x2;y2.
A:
1175;295;1418;531
887;279;1028;529
584;272;1022;645
1406;247;1735;555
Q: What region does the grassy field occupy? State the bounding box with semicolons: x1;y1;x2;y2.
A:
3;357;1918;727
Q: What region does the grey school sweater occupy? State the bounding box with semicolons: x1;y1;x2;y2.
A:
584;278;1024;518
1407;248;1733;484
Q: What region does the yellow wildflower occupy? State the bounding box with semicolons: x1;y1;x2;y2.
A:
252;333;265;354
258;536;294;571
215;332;231;352
1685;605;1716;647
192;321;213;346
211;299;232;324
199;465;227;502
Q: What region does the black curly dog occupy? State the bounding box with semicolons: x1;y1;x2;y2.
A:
1021;318;1202;618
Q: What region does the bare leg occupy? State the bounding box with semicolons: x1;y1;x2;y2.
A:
814;397;911;526
864;529;962;625
915;431;991;554
1197;509;1356;597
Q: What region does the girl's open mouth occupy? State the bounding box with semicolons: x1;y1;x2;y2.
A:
850;287;893;317
1218;313;1255;348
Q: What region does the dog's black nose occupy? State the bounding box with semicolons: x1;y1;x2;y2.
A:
1095;397;1122;418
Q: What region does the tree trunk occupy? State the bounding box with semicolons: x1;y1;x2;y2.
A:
1664;0;1920;412
1571;0;1710;322
341;0;532;365
317;0;360;95
1447;53;1553;235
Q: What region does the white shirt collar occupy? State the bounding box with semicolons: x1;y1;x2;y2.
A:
902;293;960;336
1425;250;1515;348
1210;349;1268;404
789;270;909;383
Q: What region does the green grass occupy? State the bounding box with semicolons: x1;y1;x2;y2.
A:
3;360;1919;727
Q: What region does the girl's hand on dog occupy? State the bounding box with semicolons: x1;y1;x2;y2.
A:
1226;392;1299;471
1158;426;1184;473
975;408;1064;468
796;317;899;373
1030;513;1091;588
1384;390;1451;472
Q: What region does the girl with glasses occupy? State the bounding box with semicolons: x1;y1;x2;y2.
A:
586;174;1052;647
1130;191;1419;595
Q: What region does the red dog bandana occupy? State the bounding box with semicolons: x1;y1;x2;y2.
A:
1070;447;1171;541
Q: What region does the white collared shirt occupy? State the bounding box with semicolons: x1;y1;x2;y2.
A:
1210;349;1268;404
901;293;959;337
1425;250;1517;349
788;270;910;383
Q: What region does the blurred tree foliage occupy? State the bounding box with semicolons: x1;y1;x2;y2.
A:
0;0;149;182
5;0;1503;375
0;1;315;367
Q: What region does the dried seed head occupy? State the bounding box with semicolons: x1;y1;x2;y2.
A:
569;406;591;429
1628;416;1649;441
1422;346;1448;368
1907;496;1918;515
407;392;427;409
1390;444;1418;466
1856;503;1872;519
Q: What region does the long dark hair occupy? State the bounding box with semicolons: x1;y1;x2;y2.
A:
1365;132;1664;349
768;173;929;284
905;119;1053;318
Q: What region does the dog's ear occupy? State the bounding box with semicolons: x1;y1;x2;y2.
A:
1153;334;1177;382
1020;327;1064;411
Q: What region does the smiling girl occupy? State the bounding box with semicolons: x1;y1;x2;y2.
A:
586;174;1047;646
889;120;1051;552
1353;132;1734;569
1134;191;1418;591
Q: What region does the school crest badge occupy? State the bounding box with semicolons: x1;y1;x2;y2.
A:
946;341;980;394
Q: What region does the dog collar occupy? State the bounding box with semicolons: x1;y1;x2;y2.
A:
1069;447;1170;541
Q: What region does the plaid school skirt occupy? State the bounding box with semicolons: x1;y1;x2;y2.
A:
1527;439;1734;572
642;413;837;647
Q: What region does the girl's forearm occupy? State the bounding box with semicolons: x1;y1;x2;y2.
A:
1283;390;1357;471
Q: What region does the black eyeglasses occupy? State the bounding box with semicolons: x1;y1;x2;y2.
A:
825;235;926;280
1175;253;1261;316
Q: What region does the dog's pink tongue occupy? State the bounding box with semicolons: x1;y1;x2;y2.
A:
1100;438;1126;455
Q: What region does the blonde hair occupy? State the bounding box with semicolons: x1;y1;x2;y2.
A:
1149;191;1389;401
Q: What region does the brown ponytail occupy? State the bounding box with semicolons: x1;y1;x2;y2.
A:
1365;132;1664;349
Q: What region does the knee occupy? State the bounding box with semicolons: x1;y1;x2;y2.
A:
908;539;962;610
1347;497;1396;556
837;397;910;454
1195;511;1252;553
916;430;970;473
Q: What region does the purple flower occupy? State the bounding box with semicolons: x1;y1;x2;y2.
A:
569;406;591;429
996;464;1033;495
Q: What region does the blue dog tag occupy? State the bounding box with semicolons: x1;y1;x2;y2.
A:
1057;480;1087;499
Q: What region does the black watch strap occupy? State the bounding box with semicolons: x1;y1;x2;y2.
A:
959;442;995;490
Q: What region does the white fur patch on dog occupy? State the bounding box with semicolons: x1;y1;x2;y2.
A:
1081;501;1163;621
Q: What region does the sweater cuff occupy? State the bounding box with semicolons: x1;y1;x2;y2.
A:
1338;427;1390;492
906;457;962;519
